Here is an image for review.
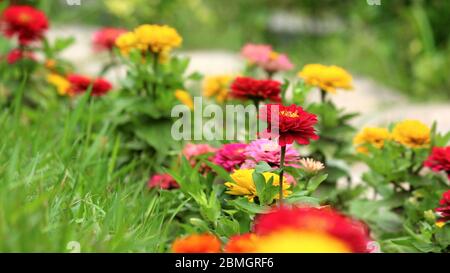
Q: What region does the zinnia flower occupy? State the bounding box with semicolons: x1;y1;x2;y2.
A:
353;127;391;154
202;75;232;103
260;104;319;147
241;43;293;73
299;158;325;173
134;24;182;54
1;5;48;45
174;89;194;110
6;48;35;64
225;207;372;253
172;234;221;253
92;27;127;51
224;169;291;202
435;190;450;227
424;146;450;179
47;73;71;95
224;234;258;253
182;143;216;174
241;44;272;65
298;64;353;93
392;120;430;148
230;77;281;103
213;143;248;172
147;173;179;190
241;139;300;169
67;74;113;97
115;31;137;55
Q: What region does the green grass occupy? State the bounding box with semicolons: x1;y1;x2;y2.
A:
0;92;183;252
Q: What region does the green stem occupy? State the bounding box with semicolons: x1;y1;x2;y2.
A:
278;145;286;206
320;89;327;103
151;52;159;99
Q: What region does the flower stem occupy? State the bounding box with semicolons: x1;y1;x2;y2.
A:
151;52;159;99
320;89;327;103
278;145;286;206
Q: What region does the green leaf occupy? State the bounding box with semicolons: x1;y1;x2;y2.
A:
307;173;328;192
228;198;268;214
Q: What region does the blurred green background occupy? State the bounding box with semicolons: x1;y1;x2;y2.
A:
25;0;450;100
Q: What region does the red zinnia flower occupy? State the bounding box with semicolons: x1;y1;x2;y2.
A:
147;173;179;190
67;74;112;97
6;48;35;64
424;146;450;179
436;190;450;224
260;104;319;146
1;5;48;45
230;76;281;102
92;27;127;51
252;206;372;253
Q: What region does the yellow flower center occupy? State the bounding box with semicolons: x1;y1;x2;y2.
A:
280;110;299;118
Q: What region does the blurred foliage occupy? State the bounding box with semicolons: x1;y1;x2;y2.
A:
11;0;450;100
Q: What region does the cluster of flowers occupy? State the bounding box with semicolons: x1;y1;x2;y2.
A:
172;206;372;253
353;120;431;153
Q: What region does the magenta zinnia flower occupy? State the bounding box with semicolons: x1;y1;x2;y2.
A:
213;143;248;171
148;173;179;190
241;139;300;169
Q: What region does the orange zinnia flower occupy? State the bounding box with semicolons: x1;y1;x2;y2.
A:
172;234;221;253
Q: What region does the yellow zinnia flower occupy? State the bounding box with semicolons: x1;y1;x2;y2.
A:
202;75;232;103
175;89;194;110
46;73;71;95
224;169;291;202
353;127;391;153
392;120;430;148
134;24;182;54
115;31;137;55
297;64;353;93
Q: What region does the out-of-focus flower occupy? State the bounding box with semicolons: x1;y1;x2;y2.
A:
147;173;179;190
172;234;221;253
213;143;247;172
0;5;48;45
174;89;194;110
67;74;113;97
47;73;71;95
182;143;217;174
226;207;371;253
92;27;127;51
241;44;272;65
392;120;430;148
424;147;450;179
224;169;291;202
115;31;137;55
262;51;294;73
224;234;258;253
134;24;182;54
353;127;391;153
44;59;57;70
260;104;319;147
202;75;232;103
298;64;353;93
241;44;293;73
435;190;450;227
230;77;281;103
299;158;325;173
6;48;35;64
241;139;299;169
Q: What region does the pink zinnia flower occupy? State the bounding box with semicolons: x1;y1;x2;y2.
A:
213;143;248;172
261;53;294;73
147;173;179;190
241;43;293;73
241;43;272;65
182;143;217;174
241;139;300;169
